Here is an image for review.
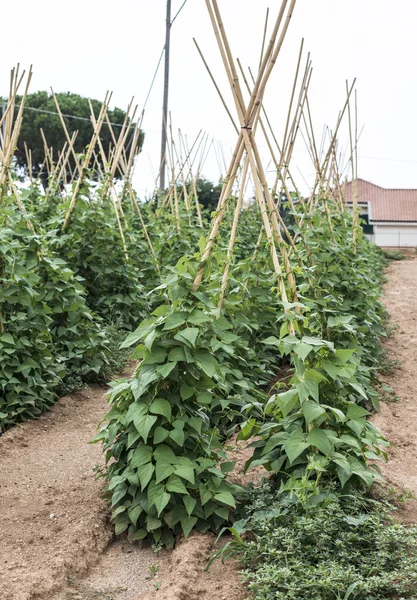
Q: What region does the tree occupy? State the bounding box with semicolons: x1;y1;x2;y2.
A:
4;91;144;179
195;177;223;212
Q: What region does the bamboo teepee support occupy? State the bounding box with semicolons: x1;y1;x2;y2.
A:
209;0;298;301
194;0;299;319
62;93;111;230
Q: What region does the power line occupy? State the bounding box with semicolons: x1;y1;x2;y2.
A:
141;45;165;113
15;104;135;128
171;0;188;26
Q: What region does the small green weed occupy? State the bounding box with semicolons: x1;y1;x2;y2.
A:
216;482;417;600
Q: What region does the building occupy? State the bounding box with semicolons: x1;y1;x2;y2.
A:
342;179;417;247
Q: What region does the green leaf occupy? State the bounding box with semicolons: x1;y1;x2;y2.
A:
180;383;195;401
302;401;327;426
174;464;195;484
213;492;236;508
130;444;152;468
0;333;15;345
134;413;158;443
349;381;368;400
128;504;143;526
155;490;171;516
277;389;298;417
154;444;177;464
347;404;370;420
149;398;172;421
181;516;197;538
197;391;212;405
284;429;309;464
155;461;175;484
138;462;155;490
262;336;280;346
306;428;333;455
166;475;189;494
154;426;169;444
237;418;256;441
156;362;177;378
163;312;187;330
295;342;313;361
187;309;211;325
120;318;154;348
183;495;197;516
144;329;157;352
194;350;218;377
174;328;199;347
169;428;185;446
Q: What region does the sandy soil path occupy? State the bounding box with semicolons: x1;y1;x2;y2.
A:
373;258;417;520
0;381;246;600
0;384;114;600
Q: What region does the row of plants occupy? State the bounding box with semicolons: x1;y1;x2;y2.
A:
0;177;249;432
94;200;389;540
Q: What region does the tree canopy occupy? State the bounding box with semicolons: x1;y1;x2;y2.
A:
4;91;144;178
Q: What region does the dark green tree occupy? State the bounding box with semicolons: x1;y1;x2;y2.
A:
5;91;144;178
195;177;223;212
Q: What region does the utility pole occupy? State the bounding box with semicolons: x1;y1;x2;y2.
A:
159;0;172;192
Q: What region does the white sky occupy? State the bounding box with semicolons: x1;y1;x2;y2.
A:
2;0;417;198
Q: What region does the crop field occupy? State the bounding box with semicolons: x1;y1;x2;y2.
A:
1;1;417;599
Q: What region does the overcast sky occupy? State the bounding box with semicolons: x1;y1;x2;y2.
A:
2;0;417;197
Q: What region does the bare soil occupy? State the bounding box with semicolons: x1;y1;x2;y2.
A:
2;258;417;600
373;259;417;522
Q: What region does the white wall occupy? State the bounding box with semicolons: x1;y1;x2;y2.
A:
374;224;417;247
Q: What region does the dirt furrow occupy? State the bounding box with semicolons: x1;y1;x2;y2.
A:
0;385;113;600
373;258;417;521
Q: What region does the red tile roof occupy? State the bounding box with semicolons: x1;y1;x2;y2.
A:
342;179;417;222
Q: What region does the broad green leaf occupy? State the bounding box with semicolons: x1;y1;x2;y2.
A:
154;426;169;444
0;333;15;345
155;491;171;517
156;362;177;378
295;342;313;361
130;444;152;468
262;432;289;456
277;389;298;417
155;461;175;483
134;413;157;443
181;516;197;538
283;429;309;464
169;428;185;446
128;504;143;526
213;492;236;508
180;383;195;401
138;462;155;490
195;350;218;377
262;336;280;346
144;329;157;352
183;495;197;516
154;444;177;464
120;318;154;348
197;391;212;405
346;404;370;420
237;418;256;441
349;381;368;400
347;419;366;437
306;428;333;455
133;529;148;540
302;401;327;425
174;464;195;484
163;312;187;330
174;328;199;347
149;398;172;421
187;309;211;325
166;475;189;494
